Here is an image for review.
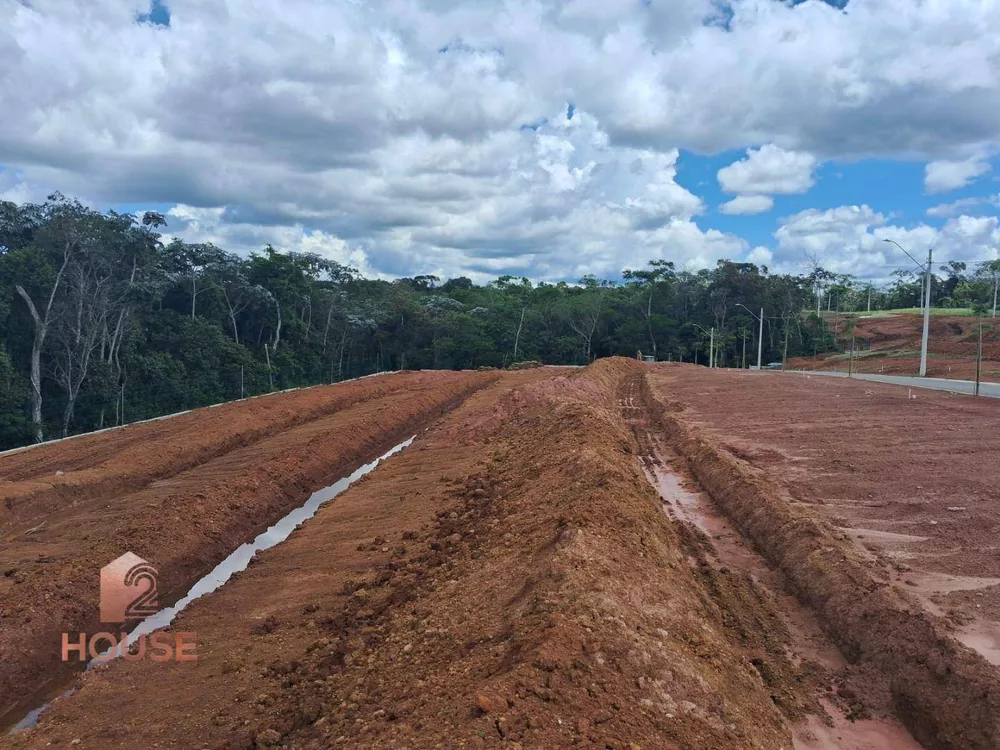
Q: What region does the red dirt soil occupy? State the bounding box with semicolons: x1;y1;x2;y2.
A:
5;360;999;749
0;372;436;531
787;314;1000;381
6;361;808;750
0;370;495;730
646;365;1000;749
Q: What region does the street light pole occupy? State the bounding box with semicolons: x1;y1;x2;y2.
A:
757;307;764;370
920;248;932;377
882;239;932;377
736;304;765;369
691;324;715;369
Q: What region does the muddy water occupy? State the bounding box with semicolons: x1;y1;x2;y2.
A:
8;437;414;734
638;442;924;750
837;523;1000;668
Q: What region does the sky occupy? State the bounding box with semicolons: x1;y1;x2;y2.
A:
2;0;1000;284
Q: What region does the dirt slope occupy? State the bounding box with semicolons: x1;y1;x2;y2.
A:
787;314;1000;381
5;361;796;750
0;370;494;731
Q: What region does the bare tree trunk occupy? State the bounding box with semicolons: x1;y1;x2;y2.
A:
646;291;656;360
272;298;282;351
322;303;335;353
513;307;526;361
23;322;45;443
14;247;71;442
264;343;274;391
337;327;350;380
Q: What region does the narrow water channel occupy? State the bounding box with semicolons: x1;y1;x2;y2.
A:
636;437;923;750
10;436;414;734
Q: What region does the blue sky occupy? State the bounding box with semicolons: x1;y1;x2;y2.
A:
3;0;1000;283
678;151;997;252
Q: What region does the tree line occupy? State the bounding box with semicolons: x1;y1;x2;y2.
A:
2;193;925;451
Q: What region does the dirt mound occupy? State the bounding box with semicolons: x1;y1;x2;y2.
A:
506;360;542;370
0;371;495;731
0;372;432;531
7;360;794;750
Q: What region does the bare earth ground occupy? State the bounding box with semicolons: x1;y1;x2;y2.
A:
0;370;496;729
6;361;805;750
787;314;1000;382
647;365;1000;747
3;360;999;748
0;371;431;531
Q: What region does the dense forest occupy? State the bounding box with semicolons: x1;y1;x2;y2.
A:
1;194;997;450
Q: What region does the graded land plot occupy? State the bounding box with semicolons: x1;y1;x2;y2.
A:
6;360;820;750
646;364;1000;749
5;360;996;750
0;369;496;730
786;313;1000;382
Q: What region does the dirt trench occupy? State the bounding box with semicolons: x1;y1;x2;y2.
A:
618;372;923;749
0;371;432;532
640;366;1000;749
0;370;495;731
6;360;805;750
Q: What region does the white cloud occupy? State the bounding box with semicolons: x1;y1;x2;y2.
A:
747;246;773;266
772;204;1000;280
926;197;985;218
165;205;383;279
925;157;991;193
718;145;817;196
719;195;775;216
4;1;1000;280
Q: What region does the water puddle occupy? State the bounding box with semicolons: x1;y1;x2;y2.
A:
956;621;1000;666
642;453;846;672
9;437;414;734
792;698;924;750
838;527;929;545
638;438;921;749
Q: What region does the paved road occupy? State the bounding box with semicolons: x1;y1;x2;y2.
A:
786;370;1000;399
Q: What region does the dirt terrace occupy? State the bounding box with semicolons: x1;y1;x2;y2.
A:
0;370;495;730
787;314;1000;382
7;360;804;750
1;371;432;532
4;360;999;749
647;365;1000;748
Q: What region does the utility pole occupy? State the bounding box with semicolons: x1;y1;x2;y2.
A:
742;332;747;369
849;329;856;378
692;324;714;369
919;248;932;377
757;307;764;369
735;304;765;369
782;320;789;371
883;239;932;377
976;314;983;397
